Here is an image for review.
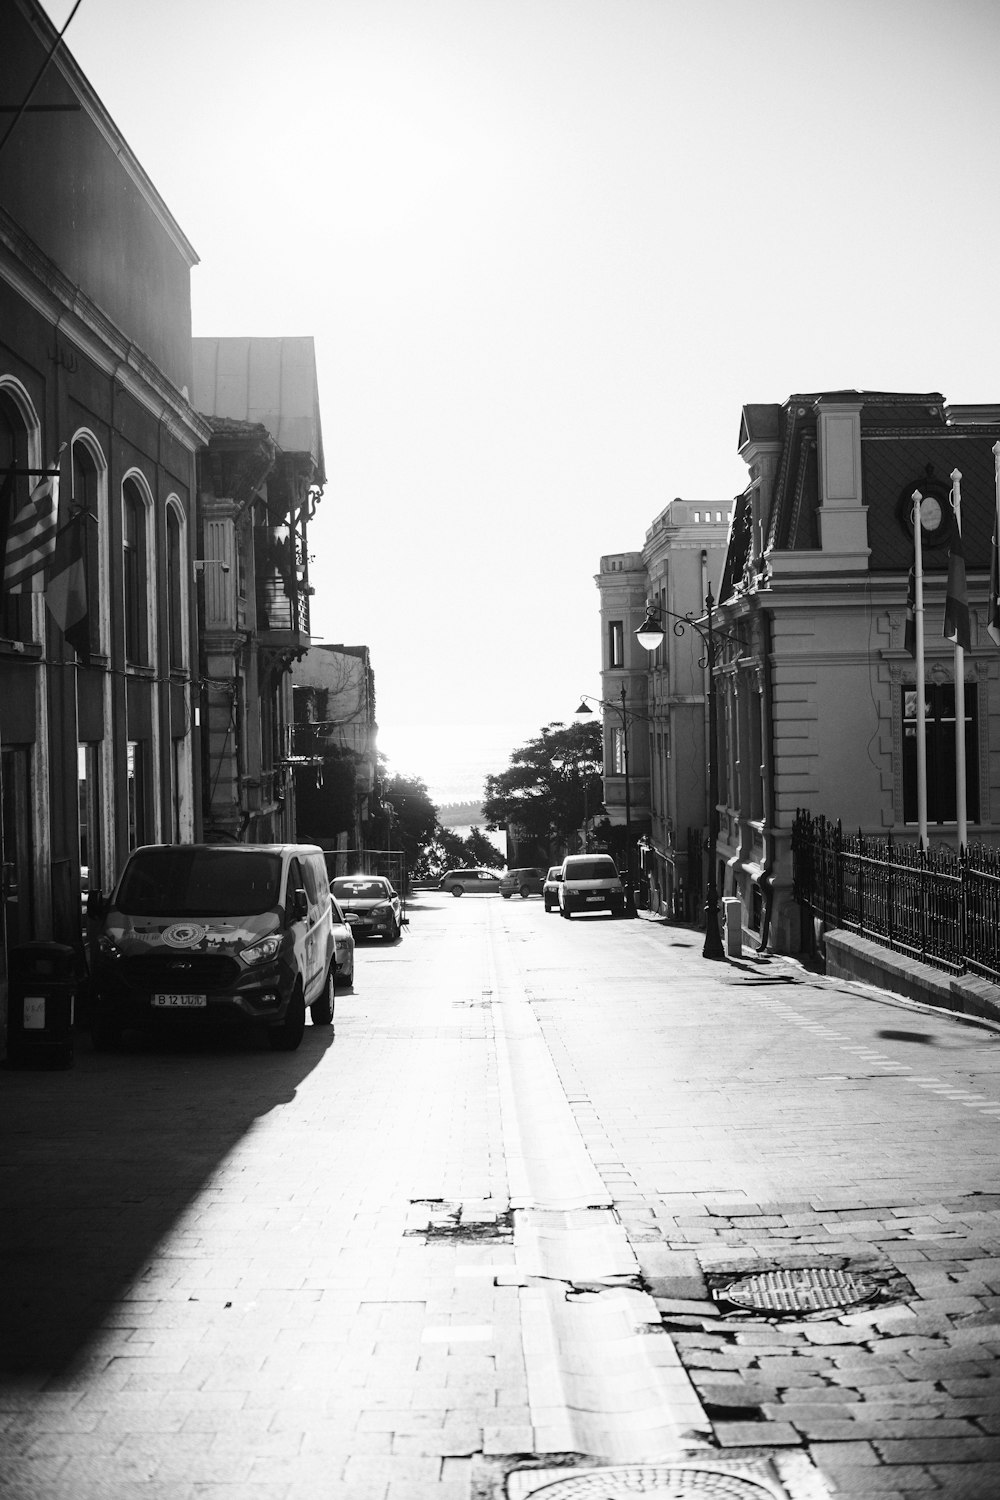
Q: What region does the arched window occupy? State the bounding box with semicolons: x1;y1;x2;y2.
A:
122;475;151;665
165;500;186;671
0;386;36;643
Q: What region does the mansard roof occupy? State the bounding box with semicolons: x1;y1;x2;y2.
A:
723;390;1000;600
765;391;998;565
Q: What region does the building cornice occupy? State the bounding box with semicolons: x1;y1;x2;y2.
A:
0;212;212;452
15;0;199;266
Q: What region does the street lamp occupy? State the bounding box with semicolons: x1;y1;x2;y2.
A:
575;684;637;918
635;588;726;961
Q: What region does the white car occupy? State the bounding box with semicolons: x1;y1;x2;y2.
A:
330;895;356;988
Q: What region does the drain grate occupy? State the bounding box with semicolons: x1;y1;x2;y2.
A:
517;1465;782;1498
719;1267;877;1314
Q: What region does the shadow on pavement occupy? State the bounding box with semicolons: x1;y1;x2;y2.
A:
0;1021;333;1380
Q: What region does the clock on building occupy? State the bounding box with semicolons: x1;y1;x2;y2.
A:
896;476;952;548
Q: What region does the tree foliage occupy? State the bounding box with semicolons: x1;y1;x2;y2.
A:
481;721;605;858
381;772;439;875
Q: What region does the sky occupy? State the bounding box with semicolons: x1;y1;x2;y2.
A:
42;0;1000;801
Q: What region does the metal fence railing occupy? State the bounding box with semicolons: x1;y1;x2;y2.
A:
791;809;1000;983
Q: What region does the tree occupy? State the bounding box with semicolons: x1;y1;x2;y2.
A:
481;720;604;861
464;827;504;868
381;772;439;876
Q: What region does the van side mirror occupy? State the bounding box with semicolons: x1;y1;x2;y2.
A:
86;889;109;920
289;887;309;923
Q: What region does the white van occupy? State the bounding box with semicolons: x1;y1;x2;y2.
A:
88;844;335;1052
558;854;627;919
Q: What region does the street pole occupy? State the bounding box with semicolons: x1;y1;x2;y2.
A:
702;587;724;959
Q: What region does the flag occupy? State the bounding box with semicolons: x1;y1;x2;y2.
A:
46;501;90;661
944;526;971;653
989;526;1000;647
904;564;916;657
2;464;59;592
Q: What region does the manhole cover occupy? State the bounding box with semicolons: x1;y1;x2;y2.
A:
521;1466;780;1498
721;1267;876;1313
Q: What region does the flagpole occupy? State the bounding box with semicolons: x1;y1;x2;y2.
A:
951;469;967;849
913;490;928;846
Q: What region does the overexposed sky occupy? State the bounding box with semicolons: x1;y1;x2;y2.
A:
43;0;1000;780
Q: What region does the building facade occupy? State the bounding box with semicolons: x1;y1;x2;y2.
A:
595;502;729;913
715;391;1000;953
0;0;209;1011
191;338;326;843
290;644;378;857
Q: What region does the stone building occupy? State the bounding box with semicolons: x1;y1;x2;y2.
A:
0;0;209;1002
190;338;326;842
595;502;730;914
715;390;1000;953
290;644;378;857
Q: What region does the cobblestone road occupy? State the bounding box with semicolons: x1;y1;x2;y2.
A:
1;893;999;1499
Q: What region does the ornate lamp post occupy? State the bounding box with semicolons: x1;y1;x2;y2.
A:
635;588;726;960
575;684;636;917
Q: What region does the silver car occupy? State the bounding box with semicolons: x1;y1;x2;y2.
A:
439;867;502;896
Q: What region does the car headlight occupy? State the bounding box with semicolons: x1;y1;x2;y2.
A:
241;934;283;966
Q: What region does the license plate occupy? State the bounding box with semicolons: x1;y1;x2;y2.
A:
152;994;207;1008
585;895;603;903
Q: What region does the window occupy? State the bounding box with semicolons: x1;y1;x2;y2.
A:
608;620;624;667
0;387;34;644
71;440;99;657
126;741;148;850
165;502;185;671
122;477;149;664
902;682;979;825
611;726;625;775
78;744;103;895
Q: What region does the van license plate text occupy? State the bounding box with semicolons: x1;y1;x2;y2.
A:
152;994;207;1008
586;895;603;903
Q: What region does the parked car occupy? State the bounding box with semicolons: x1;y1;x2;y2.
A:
542;865;564;912
558;853;626;920
88;843;337;1051
438;867;501;896
500;867;545;899
330;895;356;985
331;875;403;942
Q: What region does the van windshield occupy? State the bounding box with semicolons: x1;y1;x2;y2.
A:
115;848;283;918
568;859;617;880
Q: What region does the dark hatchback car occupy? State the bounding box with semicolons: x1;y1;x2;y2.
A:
330;876;403;941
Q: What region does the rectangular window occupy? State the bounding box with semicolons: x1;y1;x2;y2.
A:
608;620;624;668
127;741;147;850
902;682;979;825
611;726;625;776
77;743;103;895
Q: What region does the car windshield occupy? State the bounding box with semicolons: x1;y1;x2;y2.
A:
115;848;283;918
567;859;617;879
332;878;388;900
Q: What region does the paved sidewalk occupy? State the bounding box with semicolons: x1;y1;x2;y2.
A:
520;912;1000;1498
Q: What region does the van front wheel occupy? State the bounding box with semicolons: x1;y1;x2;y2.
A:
269;986;305;1051
309;966;335;1027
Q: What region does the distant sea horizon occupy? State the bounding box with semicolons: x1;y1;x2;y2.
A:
377;720;547;809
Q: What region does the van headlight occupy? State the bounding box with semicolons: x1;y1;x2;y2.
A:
241;935;283;966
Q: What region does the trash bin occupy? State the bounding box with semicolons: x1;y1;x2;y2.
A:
722;897;743;959
6;942;77;1068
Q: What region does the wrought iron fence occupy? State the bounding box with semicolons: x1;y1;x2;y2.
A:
792;809;1000;983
